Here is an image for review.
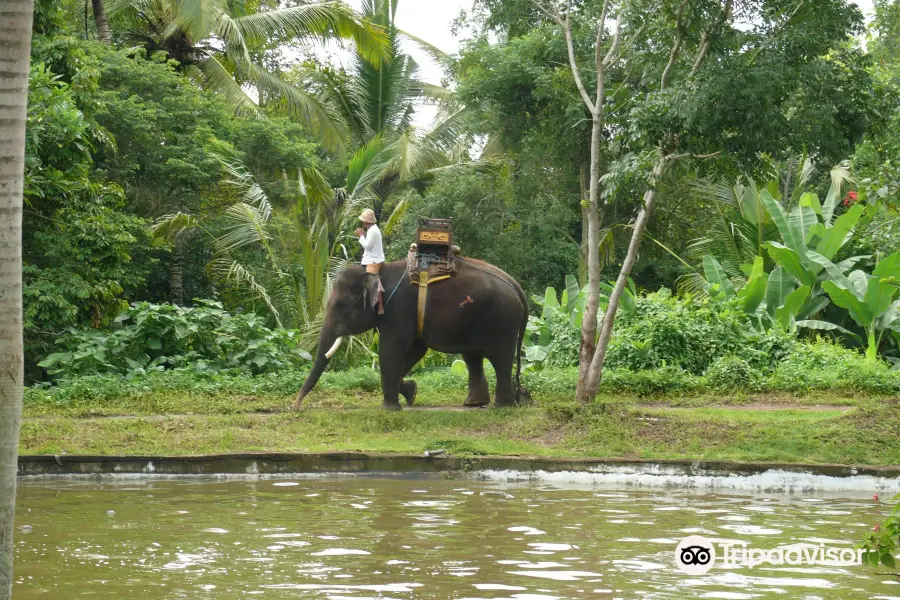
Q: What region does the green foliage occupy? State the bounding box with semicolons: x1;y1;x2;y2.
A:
705;356;765;392
767;338;900;394
38;301;310;379
384;170;579;295
606;290;759;375
524;275;636;370
22;50;158;379
861;493;900;571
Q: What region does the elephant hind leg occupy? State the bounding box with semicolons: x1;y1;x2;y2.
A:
488;352;517;408
463;353;490;408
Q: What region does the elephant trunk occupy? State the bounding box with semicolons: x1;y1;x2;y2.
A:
295;330;343;409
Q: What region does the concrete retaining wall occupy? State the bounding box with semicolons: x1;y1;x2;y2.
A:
16;453;900;493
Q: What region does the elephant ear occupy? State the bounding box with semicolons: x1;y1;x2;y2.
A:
364;273;381;310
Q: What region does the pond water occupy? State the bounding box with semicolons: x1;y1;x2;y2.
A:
12;476;900;599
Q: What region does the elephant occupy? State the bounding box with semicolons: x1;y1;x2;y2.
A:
295;257;529;410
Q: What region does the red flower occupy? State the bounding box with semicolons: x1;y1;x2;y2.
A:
843;191;858;206
874;494;880;502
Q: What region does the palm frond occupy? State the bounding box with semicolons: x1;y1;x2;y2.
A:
151;212;199;241
415;81;456;105
192;57;259;116
214;10;251;64
209;257;284;328
163;0;222;44
676;272;709;298
345;135;401;199
398;29;451;68
830;161;855;195
382;197;409;235
234;2;390;66
207;139;272;215
245;62;349;154
217;202;272;252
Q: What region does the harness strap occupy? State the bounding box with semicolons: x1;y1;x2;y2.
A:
417;272;429;337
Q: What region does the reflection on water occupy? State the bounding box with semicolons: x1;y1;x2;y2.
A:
12;477;900;599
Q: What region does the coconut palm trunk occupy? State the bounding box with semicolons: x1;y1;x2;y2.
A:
92;0;111;42
0;1;34;597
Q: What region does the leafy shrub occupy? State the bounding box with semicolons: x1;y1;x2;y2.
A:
38;300;310;379
705;356;765;392
606;290;752;374
525;274;636;370
767;338;900;393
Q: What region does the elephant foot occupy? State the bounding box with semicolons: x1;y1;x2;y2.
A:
463;396;490;408
381;401;403;411
493;394;519;408
463;380;490;408
400;380;417;407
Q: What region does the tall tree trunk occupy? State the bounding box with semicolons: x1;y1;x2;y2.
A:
170;234;185;306
0;2;35;597
578;162;589;285
574;118;604;402
91;0;110;43
581;155;668;398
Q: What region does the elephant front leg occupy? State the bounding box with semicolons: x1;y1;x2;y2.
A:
463;353;490;408
379;341;425;410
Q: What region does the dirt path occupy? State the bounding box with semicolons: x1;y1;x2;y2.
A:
23;403;857;422
638;403;854;412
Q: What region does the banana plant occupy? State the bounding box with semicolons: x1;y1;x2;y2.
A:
798;252;900;361
703;255;812;330
524;274;636;369
692;165;872;331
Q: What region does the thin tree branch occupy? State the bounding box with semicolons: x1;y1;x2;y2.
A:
595;0;611;72
665;150;721;161
690;0;733;77
660;0;690;90
560;0;602;113
602;3;625;69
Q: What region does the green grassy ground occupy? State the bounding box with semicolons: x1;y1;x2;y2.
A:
20;378;900;466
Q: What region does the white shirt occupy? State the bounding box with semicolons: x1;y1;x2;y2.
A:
359;224;385;265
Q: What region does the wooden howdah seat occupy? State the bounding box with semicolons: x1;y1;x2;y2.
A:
406;218;460;336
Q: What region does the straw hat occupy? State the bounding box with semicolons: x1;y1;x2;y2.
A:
359;208;377;224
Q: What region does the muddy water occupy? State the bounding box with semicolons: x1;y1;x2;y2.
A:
12;477;900;599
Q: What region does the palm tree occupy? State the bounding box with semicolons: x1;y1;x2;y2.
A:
308;0;466;226
109;0;389;152
156;140;361;328
92;0;112;42
0;1;34;595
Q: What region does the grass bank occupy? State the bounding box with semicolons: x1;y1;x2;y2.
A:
20;368;900;466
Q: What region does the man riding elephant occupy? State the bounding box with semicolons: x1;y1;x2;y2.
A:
295;236;529;410
355;208;385;314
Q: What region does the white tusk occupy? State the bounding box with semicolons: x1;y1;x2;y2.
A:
324;336;344;359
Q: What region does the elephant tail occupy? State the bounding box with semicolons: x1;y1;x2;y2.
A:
514;284;528;401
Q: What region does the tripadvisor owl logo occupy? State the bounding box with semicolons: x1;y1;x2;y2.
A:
675;536;716;575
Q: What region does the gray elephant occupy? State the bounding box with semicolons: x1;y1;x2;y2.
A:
295;258;529;410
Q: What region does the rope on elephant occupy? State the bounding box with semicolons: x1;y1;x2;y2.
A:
383;273;406;308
